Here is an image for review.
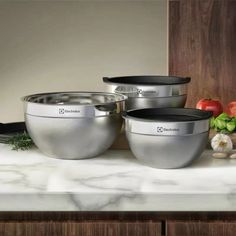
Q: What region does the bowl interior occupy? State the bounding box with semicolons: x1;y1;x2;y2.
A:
24;92;126;106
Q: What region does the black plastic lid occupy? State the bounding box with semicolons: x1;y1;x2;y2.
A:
103;76;191;85
125;108;213;122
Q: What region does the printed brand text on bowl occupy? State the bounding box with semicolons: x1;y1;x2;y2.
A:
157;127;179;133
59;109;81;114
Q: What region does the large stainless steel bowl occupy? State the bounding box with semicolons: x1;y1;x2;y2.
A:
103;76;191;110
123;108;212;169
23;92;126;159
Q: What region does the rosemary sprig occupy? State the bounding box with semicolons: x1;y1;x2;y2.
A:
6;132;34;151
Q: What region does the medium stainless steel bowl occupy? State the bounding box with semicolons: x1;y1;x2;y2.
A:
123;108;212;169
23;92;127;159
103;76;191;110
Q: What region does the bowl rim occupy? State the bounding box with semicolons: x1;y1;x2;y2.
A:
123;108;213;122
22;91;127;106
103;75;191;86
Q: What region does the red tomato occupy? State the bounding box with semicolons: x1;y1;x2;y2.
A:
225;101;236;117
196;99;223;117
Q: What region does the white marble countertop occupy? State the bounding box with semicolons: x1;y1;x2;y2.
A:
0;143;236;211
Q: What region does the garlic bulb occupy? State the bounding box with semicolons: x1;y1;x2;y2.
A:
211;133;233;152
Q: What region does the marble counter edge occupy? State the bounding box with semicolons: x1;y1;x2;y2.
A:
0;192;235;211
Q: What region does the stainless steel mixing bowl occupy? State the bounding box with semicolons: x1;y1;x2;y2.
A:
23;92;127;159
103;76;191;110
123;108;212;169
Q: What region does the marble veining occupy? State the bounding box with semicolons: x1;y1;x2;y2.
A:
0;143;236;211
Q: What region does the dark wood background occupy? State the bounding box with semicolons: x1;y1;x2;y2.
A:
169;0;236;108
2;212;236;236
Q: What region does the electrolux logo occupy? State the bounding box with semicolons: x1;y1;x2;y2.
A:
157;127;179;133
59;108;65;114
59;108;81;114
157;127;164;133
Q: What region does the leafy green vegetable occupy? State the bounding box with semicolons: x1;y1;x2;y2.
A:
227;121;236;132
212;112;236;133
214;119;226;130
210;117;215;128
217;112;231;121
6;132;34;151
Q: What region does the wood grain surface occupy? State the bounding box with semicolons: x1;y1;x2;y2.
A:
0;221;161;236
2;212;236;236
169;0;236;108
167;221;236;236
110;132;129;150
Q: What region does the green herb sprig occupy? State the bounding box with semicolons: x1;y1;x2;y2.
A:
6;132;34;151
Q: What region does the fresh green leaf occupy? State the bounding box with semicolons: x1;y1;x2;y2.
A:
6;132;34;151
226;121;236;132
215;119;226;130
233;117;236;125
217;112;231;121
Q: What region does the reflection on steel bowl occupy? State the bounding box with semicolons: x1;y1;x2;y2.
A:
103;75;191;110
123;108;212;169
23;92;127;159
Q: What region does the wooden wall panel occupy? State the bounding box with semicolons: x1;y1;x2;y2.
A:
169;0;236;108
167;221;236;236
0;221;161;236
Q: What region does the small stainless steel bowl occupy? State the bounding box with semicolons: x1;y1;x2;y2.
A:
23;92;127;159
103;76;191;110
123;108;212;169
